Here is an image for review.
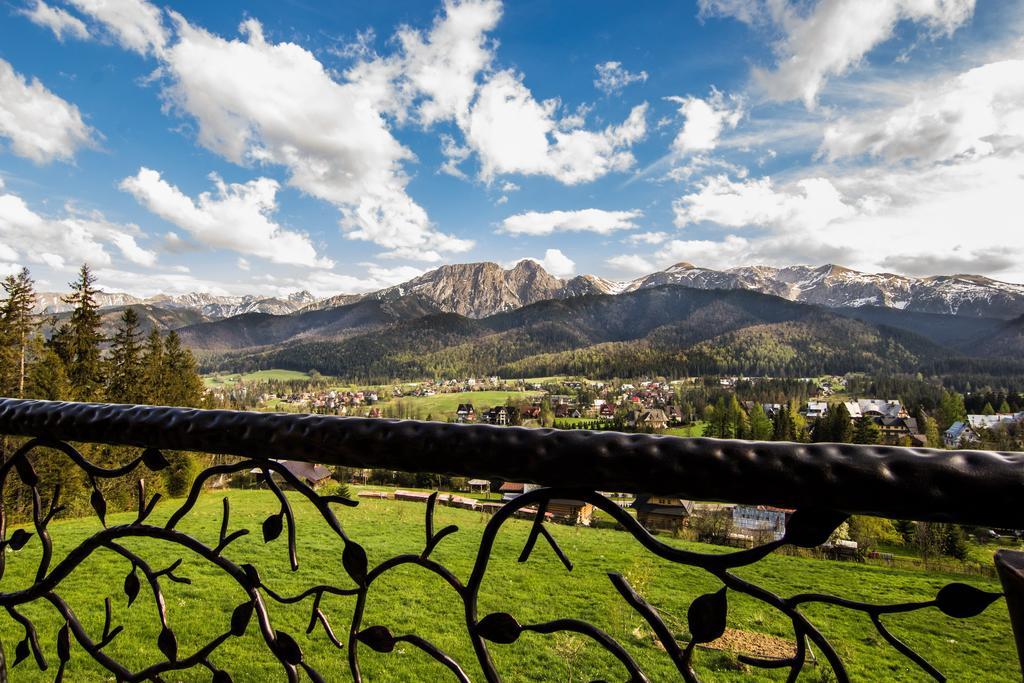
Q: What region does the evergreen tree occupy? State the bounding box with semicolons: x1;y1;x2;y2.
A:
162;331;204;407
748;403;773;440
0;267;37;397
942;524;969;561
141;329;167;404
921;415;941;449
852;417;881;444
831;403;853;443
981;402;995;415
106;308;145;403
787;402;809;442
26;338;71;401
999;399;1012;414
729;395;749;439
773;406;794;441
936;391;967;431
710;396;733;438
58;264;105;400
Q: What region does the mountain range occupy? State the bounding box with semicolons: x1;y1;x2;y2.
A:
35;290;317;319
200;284;1016;383
33;260;1024;380
38;261;1024;324
306;260;1024;320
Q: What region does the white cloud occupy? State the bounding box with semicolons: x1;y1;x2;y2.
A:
500;208;643;236
19;0;90;41
396;0;502;126
439;133;471;179
67;0;167;55
594;61;648;95
160;14;473;259
0;58;94;163
663;147;1024;280
237;257;250;271
120;167;332;268
606;253;656;276
251;262;427;297
821;59;1024;163
522;248;576;278
700;0;977;107
625;231;669;245
466;70;648;183
674;174;854;230
667;88;744;154
0;186;155;270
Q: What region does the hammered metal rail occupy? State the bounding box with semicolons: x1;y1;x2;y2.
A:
0;399;1018;681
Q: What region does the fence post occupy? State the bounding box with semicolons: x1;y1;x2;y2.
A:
995;549;1024;675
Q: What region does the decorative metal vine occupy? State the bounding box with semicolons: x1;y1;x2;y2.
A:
0;436;1006;682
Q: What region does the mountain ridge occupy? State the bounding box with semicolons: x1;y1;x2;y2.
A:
36;260;1024;324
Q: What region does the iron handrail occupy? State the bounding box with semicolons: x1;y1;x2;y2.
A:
0;398;1021;528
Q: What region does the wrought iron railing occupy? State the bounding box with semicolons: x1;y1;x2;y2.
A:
0;397;1020;681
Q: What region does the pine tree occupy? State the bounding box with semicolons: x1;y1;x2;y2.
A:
162;331;204;407
981;402;995;415
773;406;794;441
59;264;105;400
924;416;941;448
831;403;853;443
852;417;881;444
711;396;733;438
0;267;37;397
141;329;167;404
937;391;967;431
107;308;145;403
788;402;809;442
26;337;71;401
748;403;773;440
999;399;1012;414
729;395;749;439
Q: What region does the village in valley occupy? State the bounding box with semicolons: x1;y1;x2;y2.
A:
207;369;1024;569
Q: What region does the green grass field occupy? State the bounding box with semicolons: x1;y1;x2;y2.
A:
0;490;1014;681
203;369;318;388
383;390;544;419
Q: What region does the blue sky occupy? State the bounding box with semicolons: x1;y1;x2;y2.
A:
1;0;1023;297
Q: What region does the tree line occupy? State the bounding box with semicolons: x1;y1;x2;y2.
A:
0;265;207;520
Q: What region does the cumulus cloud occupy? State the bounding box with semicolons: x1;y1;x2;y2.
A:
396;0;502;126
667;88;744;154
0;186;155;270
0;58;94;163
120;167;332;268
625;231;670;245
467;70;648;183
700;0;976;107
521;248;576;278
19;0;90;41
606;253;657;276
594;61;648;95
674;175;854;230
160;14;473;260
821;59;1024;163
660;146;1024;280
499;208;643;236
67;0;168;55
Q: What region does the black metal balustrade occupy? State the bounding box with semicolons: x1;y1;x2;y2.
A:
0;397;1021;682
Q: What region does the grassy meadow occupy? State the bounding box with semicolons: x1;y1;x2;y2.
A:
0;489;1015;681
383;390;544;419
203;369;318;388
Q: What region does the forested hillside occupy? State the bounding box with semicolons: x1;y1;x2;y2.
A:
203;286;956;382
